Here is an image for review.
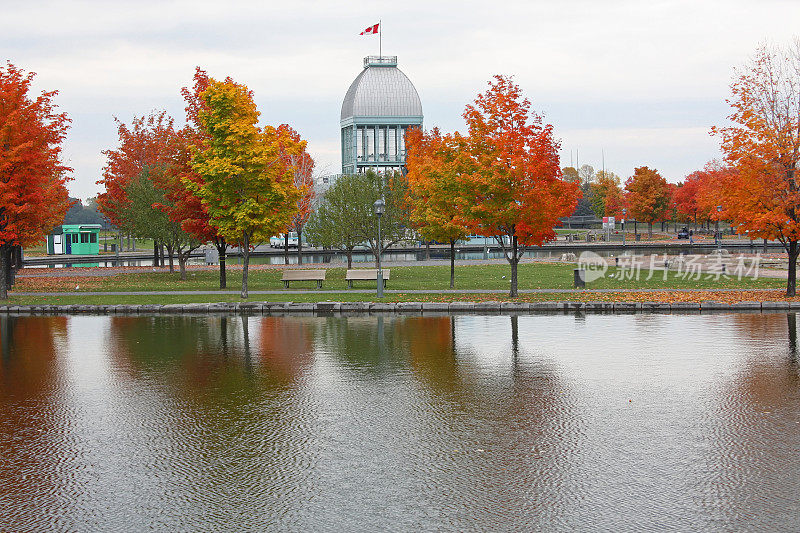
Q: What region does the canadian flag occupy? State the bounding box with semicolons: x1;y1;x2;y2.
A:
360;23;379;35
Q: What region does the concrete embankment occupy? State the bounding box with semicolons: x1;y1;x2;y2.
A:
1;300;797;315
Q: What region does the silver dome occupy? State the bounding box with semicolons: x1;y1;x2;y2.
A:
341;58;423;121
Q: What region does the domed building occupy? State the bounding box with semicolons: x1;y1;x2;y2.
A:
340;56;423;175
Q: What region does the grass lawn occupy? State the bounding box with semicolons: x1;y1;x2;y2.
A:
13;262;785;294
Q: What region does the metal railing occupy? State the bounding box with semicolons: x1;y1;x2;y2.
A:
364;56;397;67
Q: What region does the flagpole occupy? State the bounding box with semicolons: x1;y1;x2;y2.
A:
379;19;382;58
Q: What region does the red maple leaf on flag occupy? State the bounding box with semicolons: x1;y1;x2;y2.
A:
360;23;379;35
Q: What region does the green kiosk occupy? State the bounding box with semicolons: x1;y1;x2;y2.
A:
47;224;102;255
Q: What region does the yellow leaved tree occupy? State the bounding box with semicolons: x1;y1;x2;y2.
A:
188;78;300;298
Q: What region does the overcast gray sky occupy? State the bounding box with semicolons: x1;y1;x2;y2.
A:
3;0;799;200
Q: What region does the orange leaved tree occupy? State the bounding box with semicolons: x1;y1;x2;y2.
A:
406;127;470;288
691;162;736;232
713;41;800;296
277;124;315;265
0;62;72;299
459;76;580;297
590;170;624;217
624;166;671;238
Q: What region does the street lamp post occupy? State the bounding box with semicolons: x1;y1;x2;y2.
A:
716;205;722;252
622;208;627;247
374;198;385;298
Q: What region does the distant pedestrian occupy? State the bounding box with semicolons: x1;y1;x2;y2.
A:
689;229;693;244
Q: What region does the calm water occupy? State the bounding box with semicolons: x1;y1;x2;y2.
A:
1;313;798;531
28;244;750;268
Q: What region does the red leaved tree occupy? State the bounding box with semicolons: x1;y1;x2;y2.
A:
674;171;704;228
686;162;735;232
0;62;72;299
459;75;580;297
96;112;178;231
98;111;202;277
624;166;672;238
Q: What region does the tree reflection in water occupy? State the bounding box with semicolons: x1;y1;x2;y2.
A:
0;315;69;531
1;312;799;531
701;312;800;530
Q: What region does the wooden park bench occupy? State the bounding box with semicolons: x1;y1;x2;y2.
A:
281;269;326;289
346;269;390;288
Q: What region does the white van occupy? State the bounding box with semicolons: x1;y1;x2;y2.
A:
270;232;299;248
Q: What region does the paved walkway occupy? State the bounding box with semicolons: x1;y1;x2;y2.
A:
17;253;790;278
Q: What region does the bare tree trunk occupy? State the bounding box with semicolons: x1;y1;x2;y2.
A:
216;238;227;289
648;222;653;239
284;233;289;265
9;245;19;288
509;234;519;297
787;240;798;297
242;315;251;367
0;244;8;300
167;245;174;273
425;240;430;261
178;251;187;280
449;239;456;289
510;315;519;361
297;227;303;266
159;243;165;267
347;248;353;269
153;241;158;267
1;314;11;362
241;232;250;299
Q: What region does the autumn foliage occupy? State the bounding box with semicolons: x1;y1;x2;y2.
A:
460;77;579;250
712;41;800;295
590;170;625;217
180;67;234;288
189;77;300;298
624;166;672;237
674;171;704;225
277;124;315;264
405;127;470;288
97;112;183;229
0;62;72;298
406;75;579;297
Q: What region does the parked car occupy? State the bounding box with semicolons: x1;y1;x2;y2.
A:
677;227;690;239
270;232;299;248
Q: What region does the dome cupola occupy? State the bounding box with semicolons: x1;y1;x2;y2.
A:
340;56;423;175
